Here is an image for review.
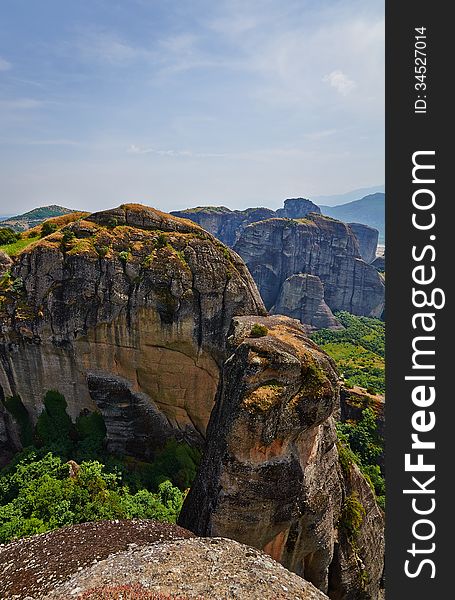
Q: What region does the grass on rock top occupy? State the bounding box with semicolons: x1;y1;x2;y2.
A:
0;236;40;256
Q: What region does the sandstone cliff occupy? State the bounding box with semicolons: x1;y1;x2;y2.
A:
233;214;385;319
171;198;320;247
179;315;384;599
0;204;265;457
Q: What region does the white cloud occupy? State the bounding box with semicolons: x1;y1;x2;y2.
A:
127;144;226;158
0;98;44;110
0;57;12;71
71;30;150;65
323;70;356;96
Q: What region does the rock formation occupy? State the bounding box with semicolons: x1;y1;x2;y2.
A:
271;274;341;331
0;204;265;457
0;250;13;276
371;255;385;272
234;214;385;319
276;197;322;219
41;535;329;600
348;223;379;264
171;198;320;247
0;519;194;599
0;203;385;600
179;315;385;599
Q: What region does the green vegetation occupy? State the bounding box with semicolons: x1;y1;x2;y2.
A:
0;453;184;543
339;492;365;537
118;250;130;264
2;396;33;446
337;408;385;510
0;227;20;245
0;235;40;257
250;323;268;338
0;390;201;543
311;312;384;394
40;221;59;237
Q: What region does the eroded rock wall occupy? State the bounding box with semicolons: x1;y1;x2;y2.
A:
0;205;265;455
234;214;384;319
179;315;384;599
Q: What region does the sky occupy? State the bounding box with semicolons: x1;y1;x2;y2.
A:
0;0;384;215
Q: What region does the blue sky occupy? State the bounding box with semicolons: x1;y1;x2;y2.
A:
0;0;384;214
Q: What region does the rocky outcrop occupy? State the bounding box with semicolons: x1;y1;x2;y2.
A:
371;255;385;272
0;519;194;599
170;206;277;247
179;315;384;599
276;197;321;219
0;204;266;457
171;198;320;248
0;250;13;275
44;537;329;600
271;274;341;331
234;214;385;319
348;223;378;264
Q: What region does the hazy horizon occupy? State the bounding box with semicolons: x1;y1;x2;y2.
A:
0;0;384;215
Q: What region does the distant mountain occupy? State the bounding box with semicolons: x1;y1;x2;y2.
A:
314;185;385;207
319;193;385;242
0;205;76;232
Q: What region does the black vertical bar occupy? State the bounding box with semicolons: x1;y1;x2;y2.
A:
386;1;451;597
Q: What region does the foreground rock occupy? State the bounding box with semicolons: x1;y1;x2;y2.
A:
0;519;193;599
234;214;385;319
0;204;265;459
179;316;385;599
42;537;328;600
171;198;320;247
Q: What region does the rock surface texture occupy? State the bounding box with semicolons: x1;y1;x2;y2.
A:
43;536;329;600
0;519;194;599
276;198;322;219
371;255;385;272
347;223;379;264
179;315;385;599
0;250;13;275
234;214;385;319
271;274;341;331
171;198;320;247
0;205;265;456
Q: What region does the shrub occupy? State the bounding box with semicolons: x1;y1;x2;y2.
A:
118;250;130;264
250;323;268;338
336;409;385;505
40;221;58;238
0;227;20;245
339;492;365;538
35;390;74;448
0;452;185;543
153;233;168;250
11;276;24;293
96;245;110;258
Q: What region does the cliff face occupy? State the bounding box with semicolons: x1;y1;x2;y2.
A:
0;205;265;455
233;214;385;318
179;315;384;599
170;207;277;247
276;198;321;219
271;274;341;331
171;198;320;247
347;223;378;264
